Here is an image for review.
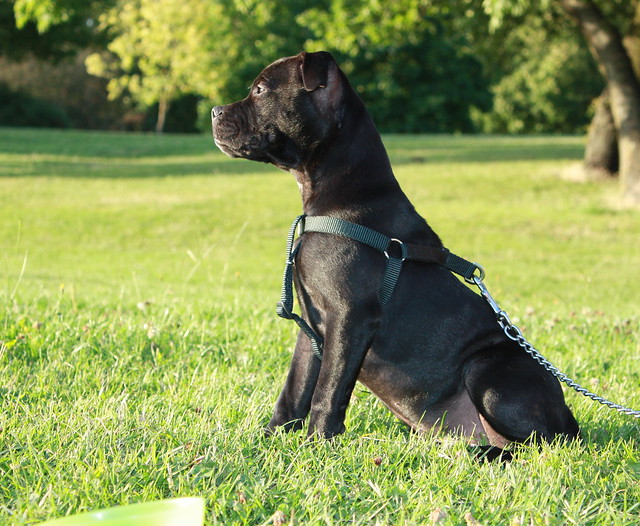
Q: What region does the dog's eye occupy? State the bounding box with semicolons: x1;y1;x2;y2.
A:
254;83;268;96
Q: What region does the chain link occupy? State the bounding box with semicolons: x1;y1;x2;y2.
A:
472;275;640;418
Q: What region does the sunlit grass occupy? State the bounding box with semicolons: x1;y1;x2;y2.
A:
1;127;639;525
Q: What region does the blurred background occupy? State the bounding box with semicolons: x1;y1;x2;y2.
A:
2;0;639;199
3;0;632;134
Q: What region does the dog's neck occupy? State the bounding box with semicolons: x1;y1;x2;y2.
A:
286;88;442;248
290;100;406;218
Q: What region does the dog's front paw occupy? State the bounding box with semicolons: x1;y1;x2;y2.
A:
264;417;305;437
307;419;346;440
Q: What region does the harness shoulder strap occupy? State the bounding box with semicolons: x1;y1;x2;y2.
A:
302;216;389;252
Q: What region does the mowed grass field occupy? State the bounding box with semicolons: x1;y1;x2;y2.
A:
1;127;639;525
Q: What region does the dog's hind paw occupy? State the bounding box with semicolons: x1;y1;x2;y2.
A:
470;445;513;463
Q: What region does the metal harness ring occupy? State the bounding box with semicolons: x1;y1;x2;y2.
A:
384;238;407;261
465;263;486;284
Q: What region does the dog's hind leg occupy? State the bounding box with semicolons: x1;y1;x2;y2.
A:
464;341;580;444
265;331;321;434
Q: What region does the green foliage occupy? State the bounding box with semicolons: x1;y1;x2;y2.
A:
6;0;635;133
12;0;115;32
482;0;637;33
85;0;224;110
82;0;320;130
0;83;70;128
1;128;640;524
0;2;102;60
474;21;604;133
301;0;492;132
212;0;327;103
482;0;551;31
0;52;128;130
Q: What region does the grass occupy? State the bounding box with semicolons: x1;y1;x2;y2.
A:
0;127;639;525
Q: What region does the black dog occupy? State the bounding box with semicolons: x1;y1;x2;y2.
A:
212;51;579;452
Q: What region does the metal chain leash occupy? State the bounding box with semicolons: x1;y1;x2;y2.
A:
468;266;640;418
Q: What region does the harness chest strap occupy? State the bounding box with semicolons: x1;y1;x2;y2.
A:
276;215;483;360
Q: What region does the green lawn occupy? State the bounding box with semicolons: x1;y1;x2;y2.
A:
1;127;639;525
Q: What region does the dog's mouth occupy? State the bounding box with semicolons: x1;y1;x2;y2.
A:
213;121;280;163
213;136;240;158
214;134;275;162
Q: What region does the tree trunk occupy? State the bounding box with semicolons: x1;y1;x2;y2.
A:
584;89;618;178
156;97;170;134
559;0;640;205
623;1;640;75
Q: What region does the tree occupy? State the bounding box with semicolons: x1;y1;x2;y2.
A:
584;89;618;177
484;0;640;206
86;0;322;133
12;0;114;32
9;0;325;133
2;0;108;60
559;0;640;205
472;15;603;134
204;0;328;103
300;0;492;132
84;0;228;133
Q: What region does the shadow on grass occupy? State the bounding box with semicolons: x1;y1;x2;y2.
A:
384;134;585;165
0;127;270;178
1;156;272;178
0;128;586;179
0;127;216;158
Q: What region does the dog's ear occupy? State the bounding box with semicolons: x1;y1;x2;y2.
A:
300;51;344;126
300;51;335;92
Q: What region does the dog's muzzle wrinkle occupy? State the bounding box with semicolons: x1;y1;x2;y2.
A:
212;106;247;157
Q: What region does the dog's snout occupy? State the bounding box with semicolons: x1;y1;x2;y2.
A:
212;106;225;119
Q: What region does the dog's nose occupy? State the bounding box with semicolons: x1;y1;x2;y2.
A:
212;106;224;119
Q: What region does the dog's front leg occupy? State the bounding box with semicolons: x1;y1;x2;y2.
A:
266;330;322;434
307;310;379;439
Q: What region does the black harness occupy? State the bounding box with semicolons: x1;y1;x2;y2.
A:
276;215;484;360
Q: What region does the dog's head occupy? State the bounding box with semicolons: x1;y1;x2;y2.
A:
212;51;346;170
